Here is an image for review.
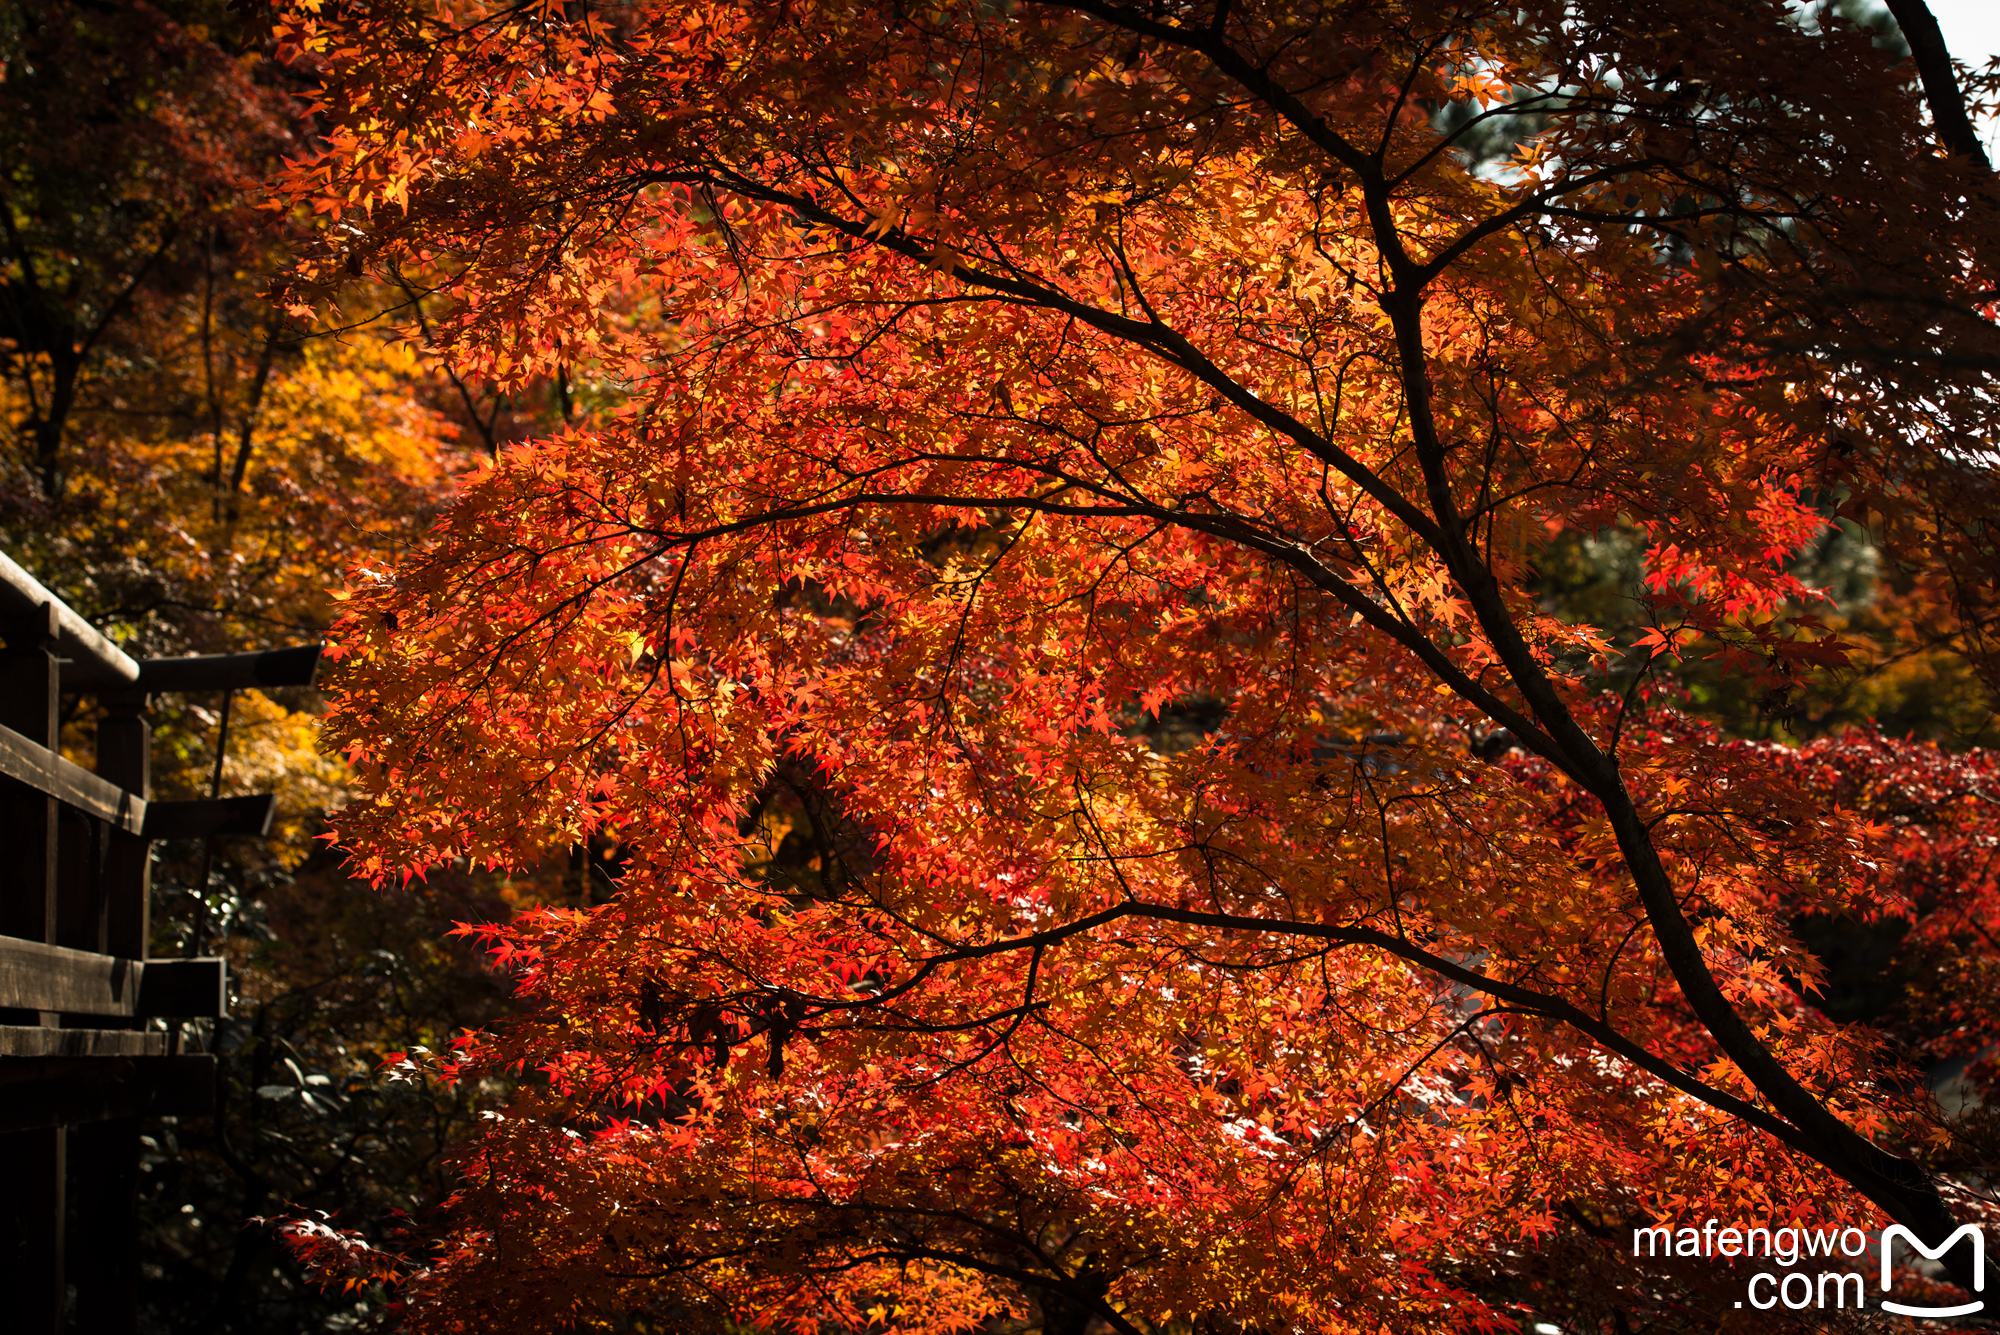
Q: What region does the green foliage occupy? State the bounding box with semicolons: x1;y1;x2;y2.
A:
138;860;517;1333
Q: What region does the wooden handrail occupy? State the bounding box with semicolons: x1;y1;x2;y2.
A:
0;552;139;685
0;938;226;1018
0;722;145;835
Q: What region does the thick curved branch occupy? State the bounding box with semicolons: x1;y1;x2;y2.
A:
870;899;1820;1159
1884;0;1992;168
855;897;1964;1254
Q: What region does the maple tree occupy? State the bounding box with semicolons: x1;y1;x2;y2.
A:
269;0;2000;1328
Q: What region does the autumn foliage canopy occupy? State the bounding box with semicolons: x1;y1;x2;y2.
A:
271;0;2000;1329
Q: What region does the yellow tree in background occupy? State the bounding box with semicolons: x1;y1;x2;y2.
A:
0;5;531;1330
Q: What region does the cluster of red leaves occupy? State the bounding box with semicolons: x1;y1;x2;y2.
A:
1774;734;2000;1067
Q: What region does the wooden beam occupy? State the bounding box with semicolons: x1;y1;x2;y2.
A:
142;794;275;840
0;1029;165;1058
0;939;226;1018
136;644;323;692
65;643;324;693
0;553;137;686
0;724;144;835
0;940;137;1015
134;959;227;1018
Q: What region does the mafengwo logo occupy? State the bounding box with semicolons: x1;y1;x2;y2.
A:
1632;1219;1985;1315
1880;1225;1984;1319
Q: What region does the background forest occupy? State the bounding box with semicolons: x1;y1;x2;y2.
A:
0;2;580;1327
6;0;2000;1331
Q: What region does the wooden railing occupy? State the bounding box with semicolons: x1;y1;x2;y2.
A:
0;552;319;1335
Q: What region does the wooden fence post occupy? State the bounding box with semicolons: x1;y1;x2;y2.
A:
93;692;151;963
72;687;152;1335
1;601;60;951
0;601;66;1332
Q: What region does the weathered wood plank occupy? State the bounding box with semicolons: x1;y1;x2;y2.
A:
0;939;226;1018
0;939;139;1015
0;1028;165;1058
0;552;138;686
0;723;144;835
142;794;275;840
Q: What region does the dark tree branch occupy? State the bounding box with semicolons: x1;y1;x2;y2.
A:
1884;0;1992;168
